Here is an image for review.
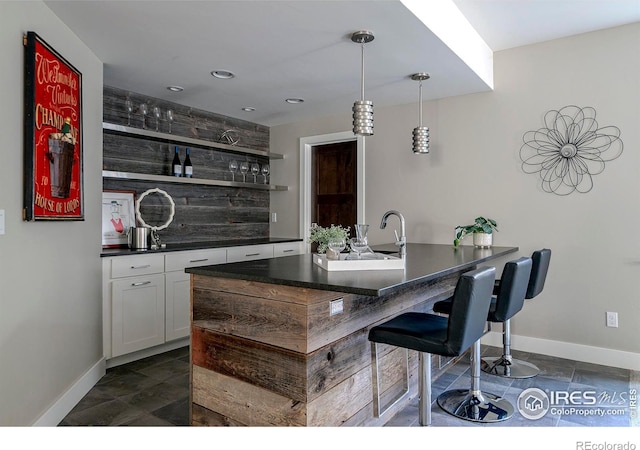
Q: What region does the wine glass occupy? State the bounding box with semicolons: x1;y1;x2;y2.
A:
261;164;270;184
239;161;249;182
229;160;238;182
327;238;346;260
140;103;148;129
125;98;133;126
251;163;260;183
166;109;174;133
153;106;161;131
349;237;368;259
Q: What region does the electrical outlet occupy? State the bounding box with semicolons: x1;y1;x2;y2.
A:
606;311;618;328
330;298;344;316
271;212;277;223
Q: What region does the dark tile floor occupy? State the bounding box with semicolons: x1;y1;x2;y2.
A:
59;346;190;426
58;345;639;427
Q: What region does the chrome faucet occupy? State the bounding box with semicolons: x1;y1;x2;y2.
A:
380;210;406;258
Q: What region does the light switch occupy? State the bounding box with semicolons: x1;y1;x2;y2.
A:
0;209;5;235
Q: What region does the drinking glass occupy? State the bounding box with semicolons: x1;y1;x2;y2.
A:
354;223;374;255
251;163;260;183
261;164;270;184
125;98;133;126
166;109;174;133
229;160;238;182
153;106;161;131
140;103;148;129
349;237;368;259
239;162;249;182
327;238;346;260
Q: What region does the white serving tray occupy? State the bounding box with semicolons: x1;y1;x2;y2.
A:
313;252;405;271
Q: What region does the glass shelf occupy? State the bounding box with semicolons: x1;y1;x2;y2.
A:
103;122;284;160
102;170;288;191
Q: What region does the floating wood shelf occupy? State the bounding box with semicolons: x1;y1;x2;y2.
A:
102;170;288;191
102;122;284;160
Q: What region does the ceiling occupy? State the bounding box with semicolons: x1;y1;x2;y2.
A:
44;0;640;127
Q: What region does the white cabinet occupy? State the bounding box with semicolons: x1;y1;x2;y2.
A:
273;241;305;257
109;253;165;278
165;249;226;341
111;273;165;357
227;244;274;263
103;241;304;364
106;253;165;358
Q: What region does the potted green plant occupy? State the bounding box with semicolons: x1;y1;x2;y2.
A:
453;217;498;248
307;224;350;256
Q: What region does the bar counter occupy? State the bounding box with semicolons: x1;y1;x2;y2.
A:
186;243;518;426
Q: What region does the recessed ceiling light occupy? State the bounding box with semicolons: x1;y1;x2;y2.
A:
211;70;235;79
242;107;256;112
166;86;184;92
285;98;304;104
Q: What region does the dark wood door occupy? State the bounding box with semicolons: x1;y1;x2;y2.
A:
311;141;357;230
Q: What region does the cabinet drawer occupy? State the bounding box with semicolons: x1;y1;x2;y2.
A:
110;254;165;279
165;248;226;272
273;241;305;257
226;244;274;263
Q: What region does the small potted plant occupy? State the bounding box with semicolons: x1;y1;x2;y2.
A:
453;217;498;248
308;224;350;258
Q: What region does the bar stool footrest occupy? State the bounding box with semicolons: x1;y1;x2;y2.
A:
437;389;514;423
481;356;539;379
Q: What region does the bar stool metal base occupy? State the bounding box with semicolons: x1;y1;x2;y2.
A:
481;356;540;379
437;389;514;423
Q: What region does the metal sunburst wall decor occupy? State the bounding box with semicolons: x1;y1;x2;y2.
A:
519;105;623;196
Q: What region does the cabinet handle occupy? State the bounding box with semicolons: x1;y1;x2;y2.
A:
245;253;260;257
131;281;151;287
130;264;151;269
282;249;294;253
189;258;209;263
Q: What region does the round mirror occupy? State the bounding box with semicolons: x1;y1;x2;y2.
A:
135;188;175;231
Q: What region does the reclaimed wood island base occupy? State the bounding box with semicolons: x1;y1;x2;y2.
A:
187;243;517;426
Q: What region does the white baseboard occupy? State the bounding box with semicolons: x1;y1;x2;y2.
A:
482;331;640;371
33;357;106;427
32;339;190;426
105;338;189;369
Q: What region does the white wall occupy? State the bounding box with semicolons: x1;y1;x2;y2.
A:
0;2;103;425
271;23;640;367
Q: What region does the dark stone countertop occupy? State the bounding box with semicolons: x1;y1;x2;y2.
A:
186;243;518;297
100;237;303;257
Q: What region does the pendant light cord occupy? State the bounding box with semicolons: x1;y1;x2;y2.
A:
360;42;365;101
419;79;423;126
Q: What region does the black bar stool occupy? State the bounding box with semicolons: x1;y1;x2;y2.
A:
481;248;551;378
433;258;533;422
368;266;497;426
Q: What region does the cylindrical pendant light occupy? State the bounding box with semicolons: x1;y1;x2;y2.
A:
351;30;375;136
411;72;430;154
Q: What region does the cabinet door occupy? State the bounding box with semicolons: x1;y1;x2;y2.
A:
111;273;165;357
165;271;191;341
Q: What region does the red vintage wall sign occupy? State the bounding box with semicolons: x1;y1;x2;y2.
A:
24;31;83;221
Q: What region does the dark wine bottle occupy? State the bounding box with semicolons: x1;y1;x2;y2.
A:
183;147;193;178
172;146;181;177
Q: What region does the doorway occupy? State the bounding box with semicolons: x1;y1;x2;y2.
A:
299;131;365;246
311;141;357;228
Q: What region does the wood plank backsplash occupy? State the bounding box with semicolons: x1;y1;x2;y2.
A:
103;85;271;244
